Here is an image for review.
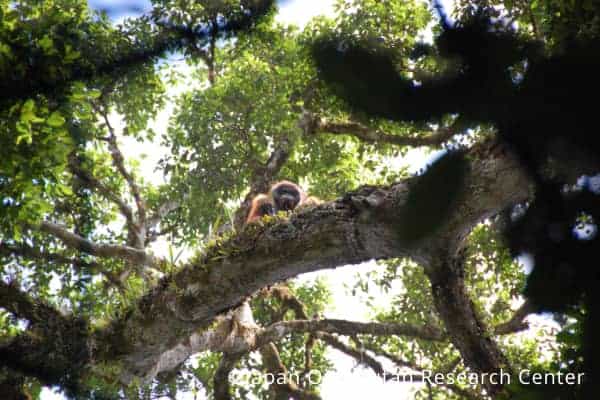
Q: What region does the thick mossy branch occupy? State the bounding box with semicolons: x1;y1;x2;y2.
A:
2;140;532;389
95;140;531;382
0;281;92;395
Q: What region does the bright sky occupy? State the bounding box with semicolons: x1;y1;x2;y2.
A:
38;1;545;400
276;0;336;26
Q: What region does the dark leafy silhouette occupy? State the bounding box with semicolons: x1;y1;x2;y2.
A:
397;151;469;244
312;3;600;398
0;0;275;108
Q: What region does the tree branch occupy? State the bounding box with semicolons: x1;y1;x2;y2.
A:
268;285;310;319
364;343;481;400
0;281;91;392
213;354;241;400
67;152;137;238
259;343;322;400
256;319;444;346
12;140;530;389
494;299;537;335
267;285;397;379
427;249;510;397
147;199;181;230
324;334;394;377
104;140;530;383
0;281;61;325
302;112;457;148
99;110;148;234
302;333;316;385
39;221;156;266
0;241;121;287
268;286;433;388
0;0;275;107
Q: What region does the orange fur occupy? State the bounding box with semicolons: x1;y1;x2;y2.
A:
246;194;274;223
302;196;322;206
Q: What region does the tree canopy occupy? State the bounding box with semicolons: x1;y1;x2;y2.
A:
1;0;599;399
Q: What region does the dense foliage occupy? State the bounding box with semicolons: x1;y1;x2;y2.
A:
1;0;598;399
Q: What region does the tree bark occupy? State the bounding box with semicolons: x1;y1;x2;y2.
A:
3;140;533;390
105;140;531;382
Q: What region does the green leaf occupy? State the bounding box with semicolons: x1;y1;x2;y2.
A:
39;35;54;52
88;89;102;99
22;99;35;114
47;111;66;127
64;44;81;63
